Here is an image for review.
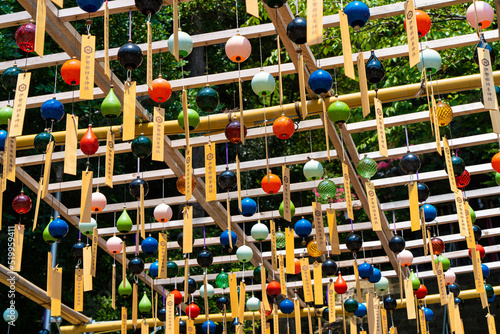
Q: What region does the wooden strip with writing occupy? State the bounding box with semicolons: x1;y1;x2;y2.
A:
443;137;458;192
261;265;271;311
123;81;136;141
91;226;98;277
183;257;189;303
270;220;277;271
74;268;83;311
300;258;313;303
405;0;420;67
80;170;93;224
294;299;302;334
112;264;116;309
105;130;115;188
132;283;138;327
185;145;193;202
152;107;164;162
306;0;323;45
366;181;382;231
5;136;16;182
478;48;497;110
298;54;307;119
172;0;179;61
279;254;286;296
205;143;217;201
10;72;31;137
13;224;24;272
358;52;370;118
465;202;476;248
245;0;259;17
47;252;52;297
147;21;153;89
328;282;336;323
237;155;242;212
64;114;78;175
285;228;295;274
121;307;127;333
283;165;291;221
367;293;375;334
342;161;354;219
436;262;447;306
79;35;96;100
229;273;239;318
312;201;326;252
140;185;145;239
183;206;193;254
83;245;92;291
158;232;168;279
327;209;340;254
313;261;323;305
239;281;246;322
409;182;420;232
454;189;469;237
487;314;497;334
374;98;388;157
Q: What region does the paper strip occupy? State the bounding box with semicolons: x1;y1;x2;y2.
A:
436;262;447;306
443;137;458;192
279;254;286;296
312;201;326;252
339;11;354;79
261;265;271;311
405;0;420;67
158;232;168;279
47;252;52;297
10;72;31;137
454;189;469;237
132;283;138;327
13;224;24;272
83;246;92;291
152;107;164;162
91;226;98;277
205;143;217;201
64;114;78;175
112;264;116;309
140;185;145;239
121;307;127;333
270;220;277;271
365;181;382;231
32;178;43;231
313;261;323;305
5;134;16;182
405;279;416;319
358;52;370;118
285;228;295;274
79;35;96;100
41;141;54;199
342;161;354;219
327;209;340;254
353;260;361;301
300;258;313;303
172;0;179;61
294;299;302;334
75;268;84;311
183;206;193;254
123;81;136;141
408;182;420;232
105;130;114;188
35;0;46;57
374;98;388;157
147;20;153;89
283;165;291;221
51;267;62;317
478;48;497;110
328;282;336;323
80;170;93;224
298;53;307;119
246;0;259;17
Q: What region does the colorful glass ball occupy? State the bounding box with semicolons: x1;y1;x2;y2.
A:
252;71;276;97
225;35;251;63
303;159;324;180
34;131;55;153
202;320;216;334
482;263;490;279
118;278;132;297
415;284;428;299
456;170;470;188
308;69;333;95
366;50;385;84
400;152;421;174
240;197;257;217
141;235;159;255
454;297;464;311
150;262;160;279
251;221;269;241
0;106;13;124
417;182;430;202
469;244;486;259
171;289;183;304
262;0;287;8
389;235;406;253
346;233;362;253
197;248;214;267
215;270;229;289
199;283;215;298
397;249;414;267
485;284;495;299
466;1;494;29
436;100;453;127
216;296;230;310
295;218;312;238
317;178;336;200
117;208;133;233
279;299;294;314
117;41;143;70
225;120;247;144
344;298;359;313
15;22;36;53
218;167;237;192
0;130;7;151
12;191;32;214
266;280;281;296
276;228;286;249
424;307;434;321
128;257;145;275
344;1;370;29
196;86;219;112
358;262;374;279
1;66;22;91
328;100;350;124
473;224;482;241
91;191;107;212
417;48;441;74
131;135;152;159
368;267;382;283
167;261;179;278
375;276;389;291
444;270;456;285
409;270;421;290
106;236;123;254
435;254;450;271
41;98;65;123
101;87;122;119
307;239;323;257
357;155;377;179
80;126;99;156
48;217;69;240
421;203;437;222
384;296;397;311
335;273;348;294
474;34;495;65
405;9;431;37
323;258;338;276
176;175;196;195
246;296;261;312
220;229;238;250
61;58;81;86
135;0;163;15
168;30;194;58
354;303;367;317
429;236;445;255
79;217;97;235
273;115;295;140
491;151;500;173
448;283;461;298
154;203;172;222
72;240;86;259
148;75;172;103
253;266;267;283
186;303;200;319
3;308;18;323
77;0;104;13
178;108;200;131
129;177;149;199
445;155;465;177
261;173;281;194
287;16;307;44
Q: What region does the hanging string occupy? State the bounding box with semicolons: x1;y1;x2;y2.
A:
128;10;132;41
309;130;313;153
392;210;397;234
350;219;354;233
235;0;239;29
404;124;410;151
295;0;299;15
225;142;229;167
203;226;206;248
333;68;338;96
259;35;263;68
53;64;58;95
